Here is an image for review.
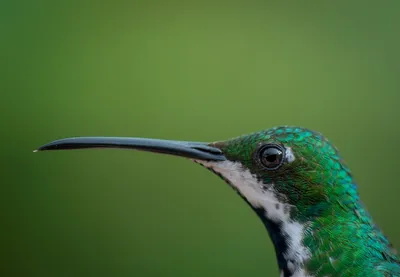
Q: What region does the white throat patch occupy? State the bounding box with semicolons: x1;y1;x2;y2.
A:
194;159;312;277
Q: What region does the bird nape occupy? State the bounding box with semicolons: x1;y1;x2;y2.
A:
36;126;400;277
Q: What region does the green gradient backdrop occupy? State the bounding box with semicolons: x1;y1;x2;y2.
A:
2;1;400;277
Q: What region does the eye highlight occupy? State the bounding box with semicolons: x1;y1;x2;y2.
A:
258;144;285;170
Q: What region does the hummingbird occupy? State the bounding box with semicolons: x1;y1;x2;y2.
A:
36;126;400;277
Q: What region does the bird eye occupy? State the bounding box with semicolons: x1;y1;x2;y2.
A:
259;145;284;170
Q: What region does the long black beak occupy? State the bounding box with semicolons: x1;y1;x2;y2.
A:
35;137;226;161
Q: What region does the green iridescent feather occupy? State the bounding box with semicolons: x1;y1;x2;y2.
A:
212;126;400;277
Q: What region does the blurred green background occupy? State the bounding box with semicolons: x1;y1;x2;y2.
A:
2;1;400;276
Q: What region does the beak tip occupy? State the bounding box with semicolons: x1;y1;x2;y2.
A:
34;144;51;152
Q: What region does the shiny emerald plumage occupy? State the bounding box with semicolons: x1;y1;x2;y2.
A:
211;126;400;276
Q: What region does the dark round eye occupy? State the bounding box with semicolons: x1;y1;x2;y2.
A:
259;145;284;170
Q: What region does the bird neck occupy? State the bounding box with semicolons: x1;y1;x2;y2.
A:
196;160;399;276
254;199;400;277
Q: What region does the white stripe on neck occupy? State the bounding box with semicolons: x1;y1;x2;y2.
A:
195;159;312;277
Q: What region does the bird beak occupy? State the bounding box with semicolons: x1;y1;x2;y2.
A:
35;137;226;161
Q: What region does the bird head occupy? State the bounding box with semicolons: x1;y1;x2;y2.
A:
36;126;356;224
202;126;356;222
